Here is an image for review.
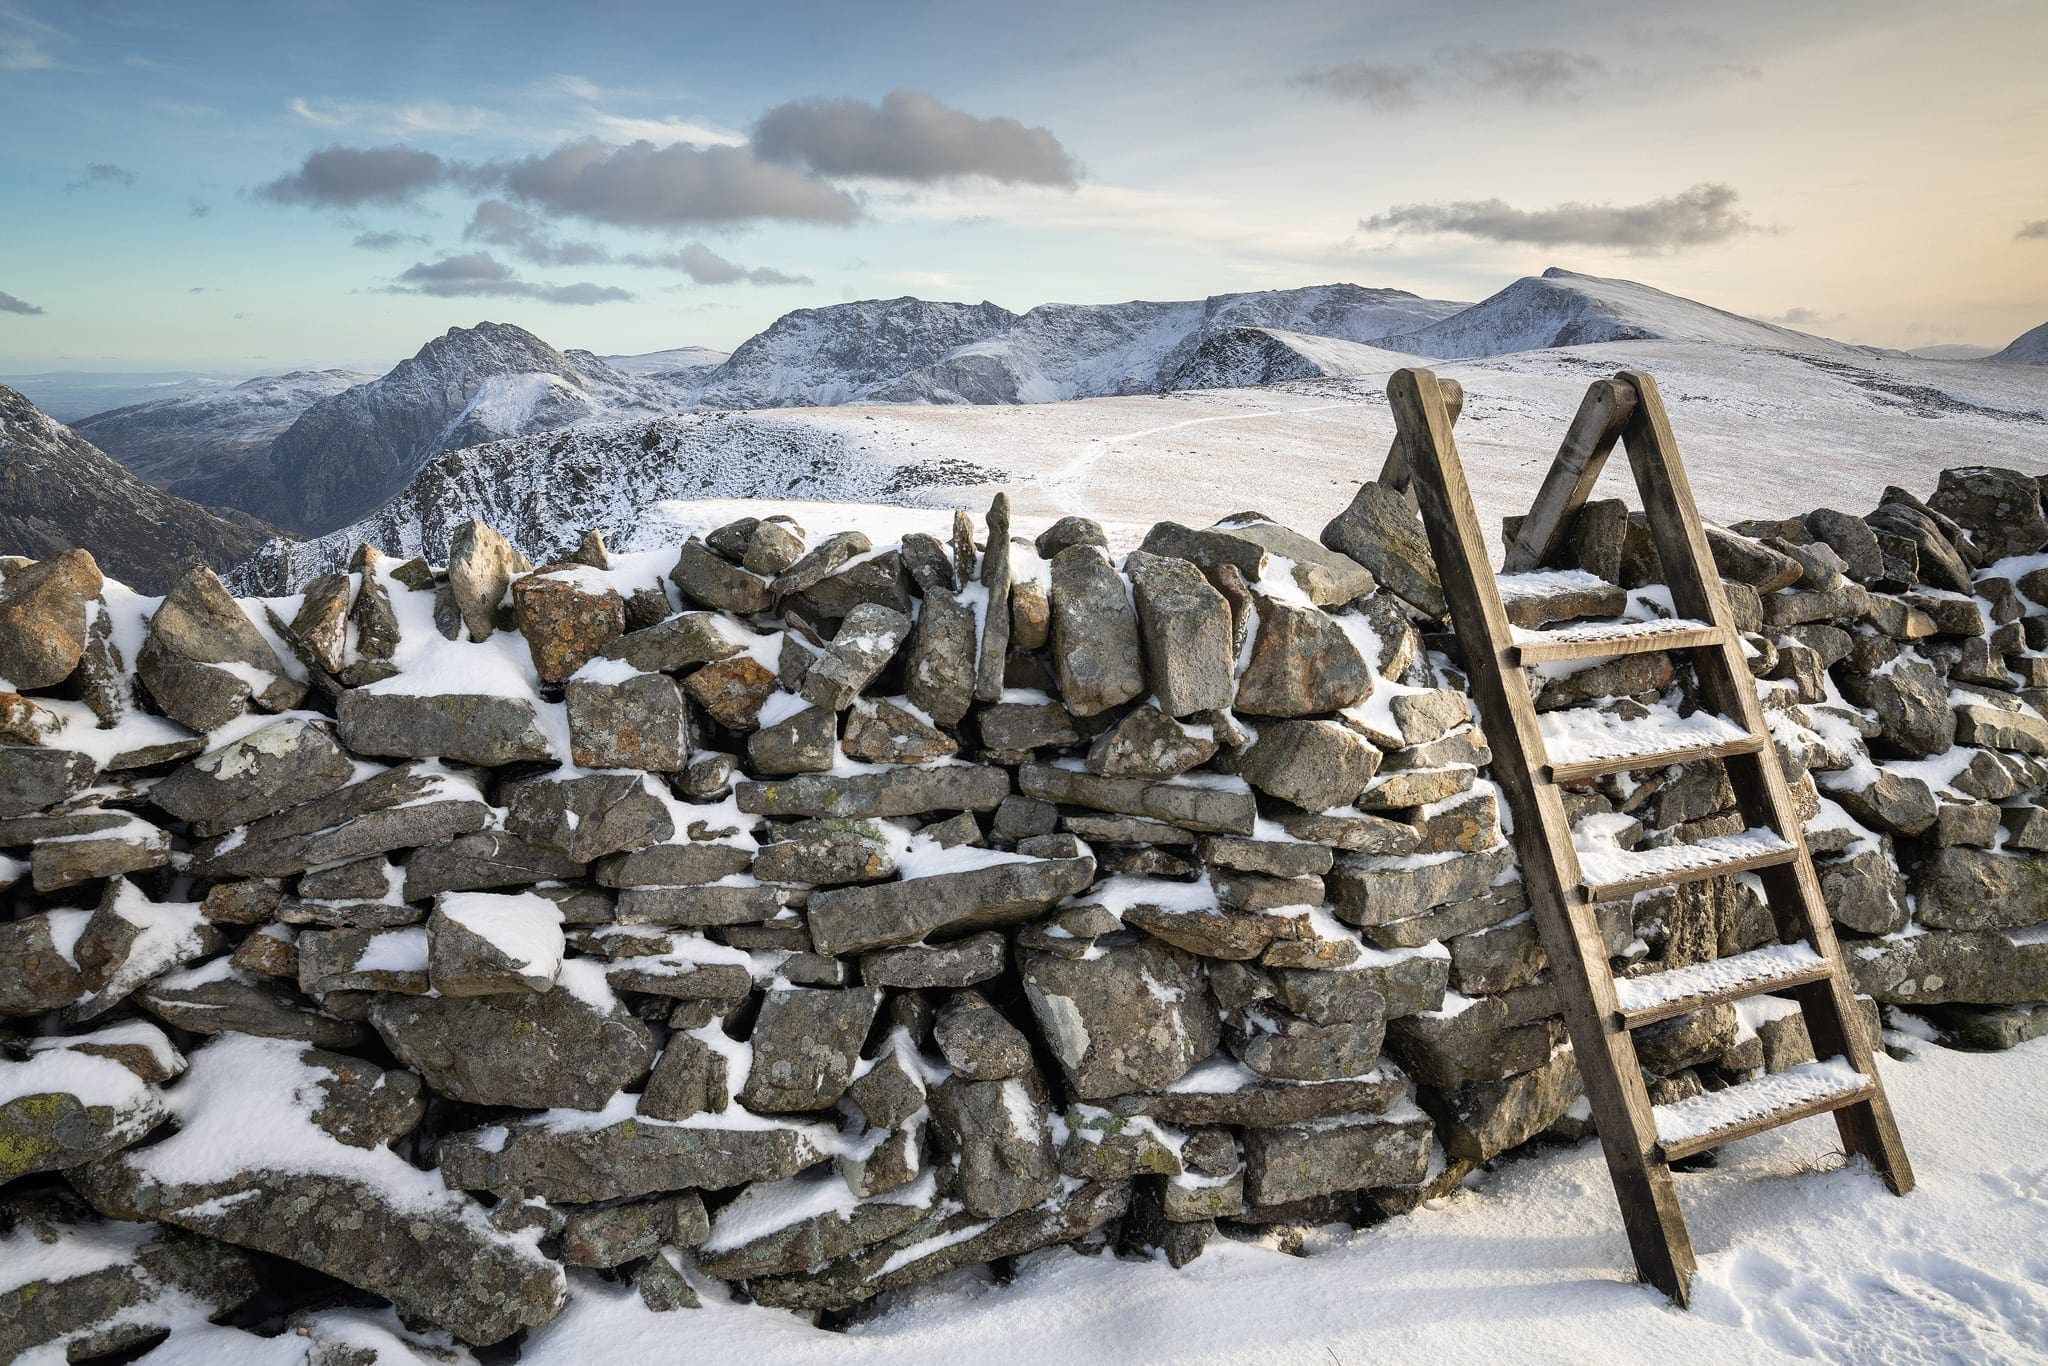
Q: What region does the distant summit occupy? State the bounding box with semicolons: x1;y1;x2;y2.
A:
1990;320;2048;365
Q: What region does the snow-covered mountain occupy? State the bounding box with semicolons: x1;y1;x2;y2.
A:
601;346;730;378
234;410;997;591
1378;267;1878;360
180;322;694;536
0;385;278;593
1991;321;2048;365
1159;326;1418;391
692;298;1021;409
71;369;376;489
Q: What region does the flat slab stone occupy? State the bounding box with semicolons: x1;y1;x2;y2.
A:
736;765;1011;819
809;852;1097;955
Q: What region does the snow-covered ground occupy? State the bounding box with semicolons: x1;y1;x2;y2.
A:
132;1030;2048;1364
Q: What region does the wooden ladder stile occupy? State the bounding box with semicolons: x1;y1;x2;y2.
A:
1386;365;1914;1306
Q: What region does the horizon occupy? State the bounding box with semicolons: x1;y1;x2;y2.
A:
2;0;2044;371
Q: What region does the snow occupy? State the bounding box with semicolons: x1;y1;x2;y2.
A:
1652;1058;1870;1147
27;1018;183;1077
703;1168;937;1256
1614;943;1830;1014
1576;827;1795;891
436;891;565;980
0;1215;154;1298
1539;702;1751;770
0;1046;159;1112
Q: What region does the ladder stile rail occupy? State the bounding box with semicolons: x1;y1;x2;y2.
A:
1386;365;1913;1306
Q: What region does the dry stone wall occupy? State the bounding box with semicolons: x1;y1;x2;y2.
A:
4;464;2048;1353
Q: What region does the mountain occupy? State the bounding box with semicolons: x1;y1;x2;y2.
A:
1378;267;1875;360
71;369;376;489
602;346;730;379
693;298;1021;408
1909;344;2001;360
180;322;693;536
0;385;279;593
1990;321;2048;365
1159;327;1417;390
735;285;1465;406
233;410;996;592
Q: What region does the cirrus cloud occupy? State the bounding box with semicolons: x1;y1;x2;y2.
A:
1361;182;1756;254
752;90;1079;186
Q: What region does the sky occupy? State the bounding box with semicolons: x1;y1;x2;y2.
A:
1;0;2044;373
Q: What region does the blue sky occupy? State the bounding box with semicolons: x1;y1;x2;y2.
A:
1;0;2044;371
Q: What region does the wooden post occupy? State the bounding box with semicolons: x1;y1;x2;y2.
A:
1502;377;1637;573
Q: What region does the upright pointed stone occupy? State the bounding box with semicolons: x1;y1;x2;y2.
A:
446;520;530;642
973;493;1012;703
1124;550;1234;716
1048;544;1145;717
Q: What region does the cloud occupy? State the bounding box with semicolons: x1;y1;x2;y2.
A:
0;288;44;315
1292;62;1426;110
463;198;610;265
753;90;1079;186
489;137;859;228
388;250;631;304
288;96;493;136
259;145;448;207
353;228;430;251
0;3;58;71
1764;306;1843;327
188;198;211;217
1361;182;1754;253
2019;220;2048;241
622;243;812;286
1447;45;1597;103
66;162;135;191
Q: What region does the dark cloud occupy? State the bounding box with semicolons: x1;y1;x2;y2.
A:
388;250;631;304
1447;45;1596;103
463;199;610;266
67;163;136;191
352;228;430;251
0;289;44;316
2020;220;2048;241
490;138;858;229
1362;182;1753;253
753;90;1079;186
1292;62;1426;110
259;145;447;207
621;242;812;286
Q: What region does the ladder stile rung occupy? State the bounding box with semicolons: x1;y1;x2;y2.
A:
1613;941;1833;1028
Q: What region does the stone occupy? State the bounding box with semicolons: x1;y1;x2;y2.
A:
1125;550;1236;716
1227;1001;1386;1082
1388;998;1557;1089
1827;767;1938;838
739;986;881;1112
614;883;785;926
860;931;1008;988
1019;762;1255;834
747;701;839;774
754;820;897;885
682;654;779;730
928;1072;1062;1218
426;891;565;996
1868;498;1972;595
671;539;773;614
1037;515;1109;558
1021;938;1219;1099
446;520;529;641
1329;845;1515;927
1011;574;1052;650
808;851;1097;954
1237;718;1381;812
0;548;101;689
1805;508;1885;584
1235;596;1372;716
137;565;303;730
978;699;1080;751
1840;663;1952;758
771;530;871;596
737;764;1011;819
604;611;745;673
1085;703;1218;778
843;695;959;763
73;1036;565;1347
336;689;554;766
512;573;622;688
1048;544;1146;716
30;813;171;893
1910;845;2048;931
148;717;355;837
1323;480;1450;617
404;831;588;898
794;550;913;626
934;991;1034;1080
0;1049;166;1180
1816;839;1910;935
802;602;913;710
298;925;429;995
697;1169;929;1279
904;588;978;725
1242;1108;1432;1205
566;667;691;770
1956;702;2048;756
561;1194;708;1269
1421;1039;1582;1161
638;1030;732;1119
1928;465;2048;561
137;967;364;1048
1706;526;1804;592
1199;834;1335;878
504;771;673;863
1850;926;2048;1004
742;518;805;575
